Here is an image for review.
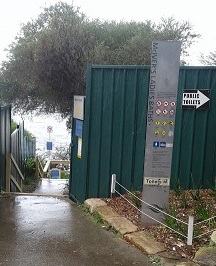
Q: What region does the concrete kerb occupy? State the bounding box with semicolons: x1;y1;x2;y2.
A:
3;192;69;198
84;198;197;266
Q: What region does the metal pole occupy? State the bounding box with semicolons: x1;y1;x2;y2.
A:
187;215;194;253
111;174;116;198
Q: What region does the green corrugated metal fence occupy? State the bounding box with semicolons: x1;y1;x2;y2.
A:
171;66;216;189
0;105;11;191
70;65;216;203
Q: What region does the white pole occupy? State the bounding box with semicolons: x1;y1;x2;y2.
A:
187;215;194;251
111;174;116;198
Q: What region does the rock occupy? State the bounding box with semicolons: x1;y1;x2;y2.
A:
193;246;216;266
176;262;200;266
210;231;216;245
84;198;107;213
106;216;138;235
96;205;121;219
124;231;165;255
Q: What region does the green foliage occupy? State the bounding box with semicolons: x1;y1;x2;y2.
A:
163;206;188;235
163;207;178;231
11;119;18;133
194;203;214;222
173;178;182;196
180;191;188;208
149;256;164;265
24;129;35;140
211;178;216;192
128;190;141;208
92;210;103;223
200;50;216;65
190;189;201;201
11;119;35;140
83;204;91;214
61;172;70;179
210;177;216;200
190;174;202;201
0;2;200;124
52;146;70;160
23;158;36;179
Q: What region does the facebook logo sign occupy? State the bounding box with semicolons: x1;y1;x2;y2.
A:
153;141;160;148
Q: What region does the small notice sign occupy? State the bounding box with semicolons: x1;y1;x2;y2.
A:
50;169;60;179
47;141;53;150
182;90;210;110
144;177;170;186
77;137;82;159
73;96;85;120
75;119;83;137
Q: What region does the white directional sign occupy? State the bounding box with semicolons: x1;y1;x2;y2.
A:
47;125;53;133
182;90;210;109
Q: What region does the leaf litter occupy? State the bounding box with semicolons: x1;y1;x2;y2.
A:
103;189;216;259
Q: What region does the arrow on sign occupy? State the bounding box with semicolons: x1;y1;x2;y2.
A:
182;90;210;109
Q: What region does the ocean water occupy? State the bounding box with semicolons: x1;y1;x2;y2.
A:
12;113;71;157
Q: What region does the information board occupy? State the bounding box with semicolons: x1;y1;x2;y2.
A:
73;96;85;120
141;41;181;226
46;141;53;151
75;119;83;137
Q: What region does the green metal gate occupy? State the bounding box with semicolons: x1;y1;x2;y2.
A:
70;65;216;203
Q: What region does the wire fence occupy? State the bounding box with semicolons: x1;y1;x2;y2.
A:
111;174;216;247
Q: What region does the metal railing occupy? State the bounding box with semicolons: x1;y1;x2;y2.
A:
111;174;216;248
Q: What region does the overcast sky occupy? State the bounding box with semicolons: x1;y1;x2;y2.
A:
0;0;215;65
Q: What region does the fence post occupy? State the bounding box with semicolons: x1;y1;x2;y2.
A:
111;174;116;198
5;154;11;192
187;215;194;253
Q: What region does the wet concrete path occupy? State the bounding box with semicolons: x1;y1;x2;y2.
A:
0;195;151;266
33;178;69;195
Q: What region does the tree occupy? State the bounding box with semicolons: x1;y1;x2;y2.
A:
200;51;216;65
0;2;200;124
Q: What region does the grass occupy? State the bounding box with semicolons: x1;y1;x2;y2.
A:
194;203;213;221
149;256;164;265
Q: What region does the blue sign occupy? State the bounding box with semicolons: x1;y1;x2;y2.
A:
153;141;160;148
47;141;53;150
50;169;60;179
160;142;166;148
75;119;83;137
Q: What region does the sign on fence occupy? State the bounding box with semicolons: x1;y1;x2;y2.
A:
73;96;85;120
141;41;181;226
182;89;210;110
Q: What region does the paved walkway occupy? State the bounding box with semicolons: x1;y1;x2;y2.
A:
33;178;69;195
0;193;151;266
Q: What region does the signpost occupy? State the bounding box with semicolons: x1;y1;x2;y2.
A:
141;41;181;226
182;90;210;109
47;125;53;159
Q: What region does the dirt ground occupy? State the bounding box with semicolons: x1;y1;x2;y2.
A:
104;189;216;259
